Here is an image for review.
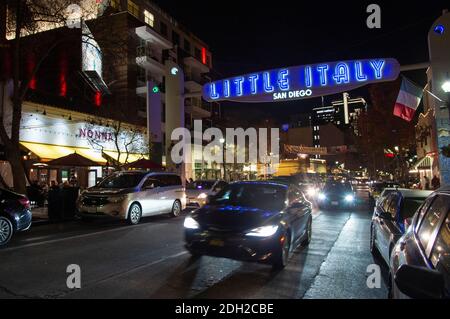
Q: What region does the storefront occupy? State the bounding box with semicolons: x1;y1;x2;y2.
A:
17;102;148;188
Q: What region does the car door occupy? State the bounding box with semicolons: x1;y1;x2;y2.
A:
429;211;450;297
286;186;309;242
155;175;182;213
138;177;162;216
376;193;397;261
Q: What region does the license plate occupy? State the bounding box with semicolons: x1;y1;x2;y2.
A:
209;239;225;247
331;201;339;206
86;206;97;213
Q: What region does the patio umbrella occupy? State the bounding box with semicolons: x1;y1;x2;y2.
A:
123;158;164;171
47;152;100;167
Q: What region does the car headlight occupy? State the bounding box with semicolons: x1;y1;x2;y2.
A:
245;225;279;237
306;187;317;197
108;195;127;203
345;194;354;202
318;193;326;200
184;216;200;229
197;192;208;199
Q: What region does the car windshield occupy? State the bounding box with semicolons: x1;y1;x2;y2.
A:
187;181;215;190
97;173;146;189
400;198;425;219
209;183;287;211
324;182;352;193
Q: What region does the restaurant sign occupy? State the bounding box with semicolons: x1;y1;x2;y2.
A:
203;58;400;103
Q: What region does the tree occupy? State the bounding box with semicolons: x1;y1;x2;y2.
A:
0;0;130;192
84;120;150;170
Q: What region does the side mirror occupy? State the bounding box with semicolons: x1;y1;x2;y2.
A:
394;264;444;299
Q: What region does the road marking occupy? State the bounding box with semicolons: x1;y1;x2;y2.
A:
0;222;168;253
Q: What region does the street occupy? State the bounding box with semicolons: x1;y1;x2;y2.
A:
0;189;388;299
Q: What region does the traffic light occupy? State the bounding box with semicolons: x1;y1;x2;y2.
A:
152;85;160;94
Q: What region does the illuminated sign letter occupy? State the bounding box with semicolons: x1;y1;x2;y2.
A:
223;80;230;97
354;61;367;82
248;74;259;95
210;83;220;99
333;63;350;84
263;72;274;93
316;65;329;86
234;77;244;96
278;69;289;91
369;60;385;79
305;66;313;88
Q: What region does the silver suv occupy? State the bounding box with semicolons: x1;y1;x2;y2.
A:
76;171;186;224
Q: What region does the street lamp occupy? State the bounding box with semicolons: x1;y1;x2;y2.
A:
394;146;399;152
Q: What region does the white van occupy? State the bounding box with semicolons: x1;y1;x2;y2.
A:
76;171;186;224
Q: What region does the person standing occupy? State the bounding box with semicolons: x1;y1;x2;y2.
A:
423;176;430;190
431;175;441;190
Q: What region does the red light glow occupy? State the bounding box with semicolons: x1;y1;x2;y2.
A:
94;91;102;107
201;47;207;65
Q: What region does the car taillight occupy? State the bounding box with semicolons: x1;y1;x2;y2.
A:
18;197;30;209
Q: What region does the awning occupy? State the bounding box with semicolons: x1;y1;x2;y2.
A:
20;142;147;165
414;156;433;171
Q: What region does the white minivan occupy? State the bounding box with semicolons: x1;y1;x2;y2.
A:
76;171;186;224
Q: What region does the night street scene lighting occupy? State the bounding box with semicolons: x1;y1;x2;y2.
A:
0;0;449;313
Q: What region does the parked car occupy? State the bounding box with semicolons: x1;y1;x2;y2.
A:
184;181;312;269
76;171;186;225
369;181;400;201
0;188;32;247
186;180;228;208
389;187;450;298
317;180;356;209
370;189;433;265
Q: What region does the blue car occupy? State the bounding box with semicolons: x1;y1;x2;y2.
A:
389;187;450;298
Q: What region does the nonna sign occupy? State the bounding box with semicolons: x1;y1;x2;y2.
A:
203;58;400;103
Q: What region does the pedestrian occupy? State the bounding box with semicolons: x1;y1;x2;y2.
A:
423;176;430;190
431;175;441;190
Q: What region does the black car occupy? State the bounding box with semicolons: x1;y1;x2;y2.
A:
389;187;450;298
184;181;313;269
0;188;32;246
317;181;355;209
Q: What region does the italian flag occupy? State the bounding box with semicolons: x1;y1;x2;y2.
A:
393;77;423;122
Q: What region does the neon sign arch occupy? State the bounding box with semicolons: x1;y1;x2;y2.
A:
203;58;400;102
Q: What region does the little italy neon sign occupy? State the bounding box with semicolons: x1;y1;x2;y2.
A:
203;58;400;102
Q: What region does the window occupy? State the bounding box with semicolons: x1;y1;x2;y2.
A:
172;31;180;46
111;0;120;9
184;39;191;53
143;178;160;189
418;195;449;251
194;47;201;60
144;10;154;27
430;212;450;272
127;0;139;18
160;22;168;37
387;194;399;219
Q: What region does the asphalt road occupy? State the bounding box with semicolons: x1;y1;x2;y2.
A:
0;188;388;299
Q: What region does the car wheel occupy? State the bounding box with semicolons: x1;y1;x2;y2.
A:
301;217;312;246
0;216;14;247
272;232;291;269
127;203;142;225
171;200;182;217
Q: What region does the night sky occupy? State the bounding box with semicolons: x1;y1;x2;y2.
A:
152;0;449;122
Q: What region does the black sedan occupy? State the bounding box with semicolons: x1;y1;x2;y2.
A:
389;187;449;298
317;181;356;209
0;188;32;246
184;181;313;269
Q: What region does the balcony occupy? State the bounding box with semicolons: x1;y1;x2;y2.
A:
183;56;209;74
185;98;211;118
136;47;166;76
135;26;172;50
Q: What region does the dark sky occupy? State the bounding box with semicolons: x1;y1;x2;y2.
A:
152;0;449;122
